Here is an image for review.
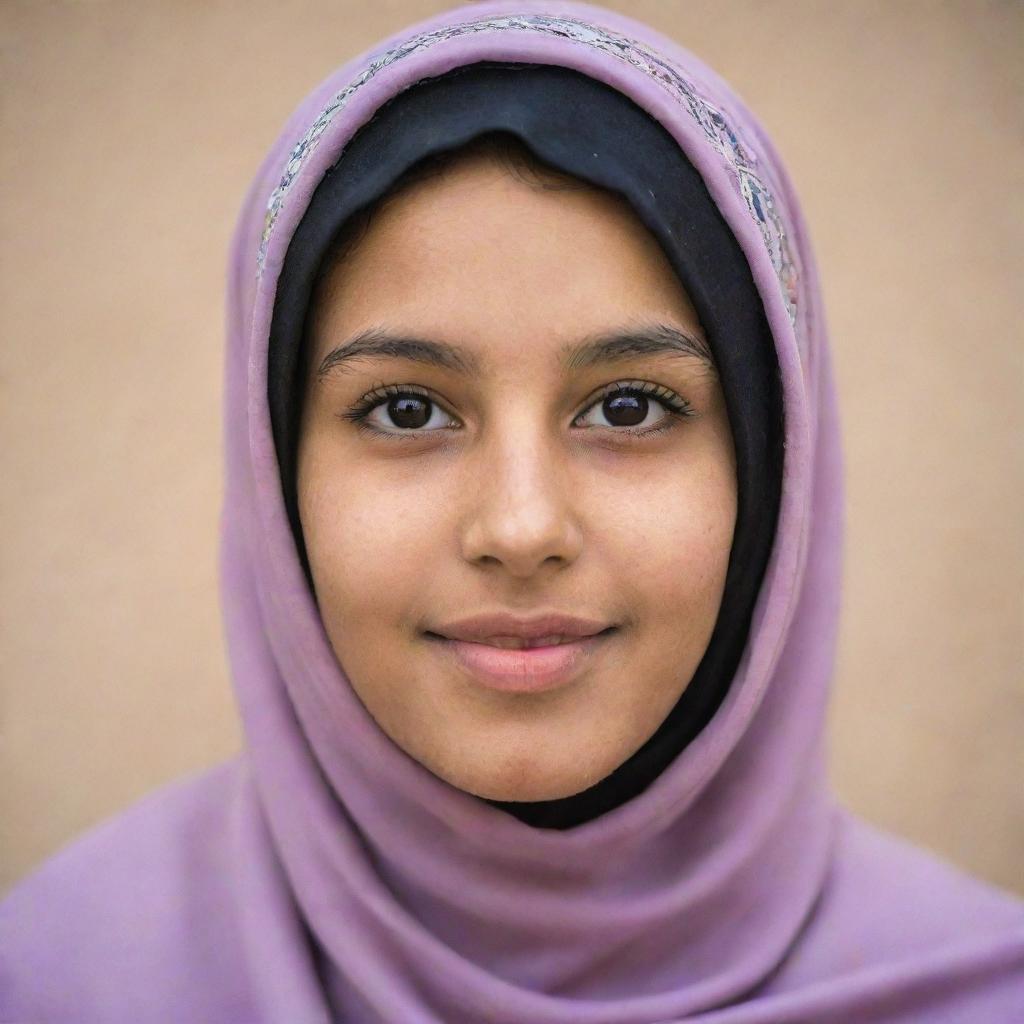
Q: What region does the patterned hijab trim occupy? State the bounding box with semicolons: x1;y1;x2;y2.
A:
256;12;799;326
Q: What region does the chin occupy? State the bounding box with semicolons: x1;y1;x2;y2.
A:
434;750;610;803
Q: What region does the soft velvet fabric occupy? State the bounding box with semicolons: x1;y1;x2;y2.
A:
2;2;1022;1022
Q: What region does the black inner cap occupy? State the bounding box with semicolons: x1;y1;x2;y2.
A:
267;62;784;829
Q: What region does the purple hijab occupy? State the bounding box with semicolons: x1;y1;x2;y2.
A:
3;2;1022;1021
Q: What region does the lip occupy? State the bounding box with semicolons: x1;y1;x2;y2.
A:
426;630;616;694
430;611;613;644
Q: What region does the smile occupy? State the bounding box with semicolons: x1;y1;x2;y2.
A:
425;628;617;694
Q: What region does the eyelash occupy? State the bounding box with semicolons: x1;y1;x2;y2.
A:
337;379;695;442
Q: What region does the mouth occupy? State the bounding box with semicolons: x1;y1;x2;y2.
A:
424;627;618;694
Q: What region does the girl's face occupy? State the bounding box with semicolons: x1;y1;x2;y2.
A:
297;152;736;802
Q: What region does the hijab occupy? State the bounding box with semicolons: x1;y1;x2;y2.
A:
265;59;784;830
2;2;1022;1021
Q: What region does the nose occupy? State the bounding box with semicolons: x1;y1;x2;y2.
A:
458;423;583;579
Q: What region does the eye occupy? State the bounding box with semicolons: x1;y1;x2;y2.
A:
339;379;694;441
339;383;457;438
573;380;694;436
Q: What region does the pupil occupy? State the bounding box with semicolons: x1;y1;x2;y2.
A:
605;392;647;426
391;395;430;429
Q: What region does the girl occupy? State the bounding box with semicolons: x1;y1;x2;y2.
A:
3;2;1021;1021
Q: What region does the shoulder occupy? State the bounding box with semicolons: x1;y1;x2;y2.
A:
762;806;1024;1001
828;809;1024;943
0;757;257;1023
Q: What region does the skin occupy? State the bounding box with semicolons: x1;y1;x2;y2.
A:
297;151;737;803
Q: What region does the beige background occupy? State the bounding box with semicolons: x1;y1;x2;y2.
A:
1;1;1021;896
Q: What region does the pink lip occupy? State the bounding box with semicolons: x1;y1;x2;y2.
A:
432;611;612;644
431;632;614;694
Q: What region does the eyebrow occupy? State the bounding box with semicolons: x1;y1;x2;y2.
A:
315;322;715;380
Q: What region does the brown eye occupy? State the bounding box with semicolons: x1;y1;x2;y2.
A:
340;384;457;438
574;382;693;434
388;394;432;429
602;391;648;427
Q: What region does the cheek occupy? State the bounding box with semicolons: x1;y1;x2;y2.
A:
300;426;737;617
620;454;737;637
297;439;443;639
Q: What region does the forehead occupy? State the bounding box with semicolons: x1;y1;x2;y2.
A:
309;154;702;362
